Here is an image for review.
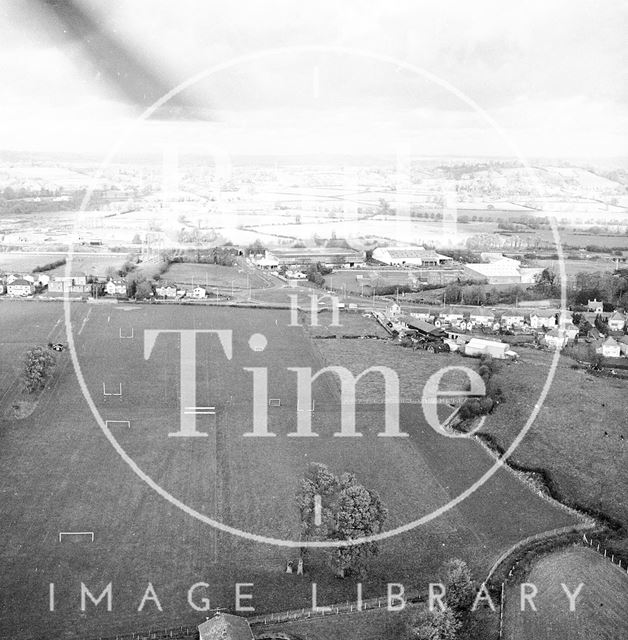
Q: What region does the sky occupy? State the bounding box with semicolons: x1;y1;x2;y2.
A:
0;0;626;159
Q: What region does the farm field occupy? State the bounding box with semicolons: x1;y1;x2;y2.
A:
327;268;461;295
531;257;619;278
0;251;127;276
0;301;580;639
535;230;628;250
479;349;628;528
503;546;628;640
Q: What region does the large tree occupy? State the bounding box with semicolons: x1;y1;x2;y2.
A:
22;347;56;393
443;558;475;615
296;463;387;578
410;607;461;640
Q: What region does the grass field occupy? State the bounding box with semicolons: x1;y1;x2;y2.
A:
0;252;127;276
478;349;628;528
163;262;268;291
0;302;580;639
503;546;628;640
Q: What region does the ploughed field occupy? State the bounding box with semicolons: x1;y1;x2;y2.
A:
0;301;578;639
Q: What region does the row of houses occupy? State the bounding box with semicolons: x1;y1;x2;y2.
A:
0;273;211;300
389;302;627;333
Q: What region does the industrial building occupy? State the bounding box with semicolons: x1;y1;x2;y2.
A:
371;246;453;267
264;247;364;268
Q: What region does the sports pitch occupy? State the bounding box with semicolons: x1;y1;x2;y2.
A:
0;301;580;638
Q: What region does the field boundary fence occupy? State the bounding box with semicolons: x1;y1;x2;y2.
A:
581;533;628;577
485;523;595;586
248;588;425;626
82;589;427;640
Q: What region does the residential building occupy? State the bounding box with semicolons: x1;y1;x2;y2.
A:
617;335;628;356
597;336;621;358
438;309;465;326
530;310;557;329
155;284;177;299
559;322;579;341
49;274;91;293
105;279;127;296
7;279;34;297
587;299;604;314
469;311;495;327
192;286;207;299
409;311;433;322
501;311;525;328
544;328;568;350
608;311;626;332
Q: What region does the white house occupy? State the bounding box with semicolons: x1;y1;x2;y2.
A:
587;299;604;314
544;328;568;350
191;286;207;299
438;310;465;326
7;279;34;297
559;322;579;341
608;311;626;332
617;335;628;356
469;311;495;327
597;336;621;358
530;310;557;329
105;279;127;296
155;284;177;299
501;312;525;328
409;311;433;322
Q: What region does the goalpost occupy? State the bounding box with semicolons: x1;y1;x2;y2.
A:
58;531;94;542
103;382;122;397
268;398;281;407
105;420;130;429
119;327;134;339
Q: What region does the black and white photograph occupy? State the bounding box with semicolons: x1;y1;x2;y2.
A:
0;2;627;639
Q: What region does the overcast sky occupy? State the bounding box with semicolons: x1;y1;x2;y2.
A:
0;0;626;158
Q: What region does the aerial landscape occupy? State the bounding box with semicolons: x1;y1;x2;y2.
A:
0;2;627;640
